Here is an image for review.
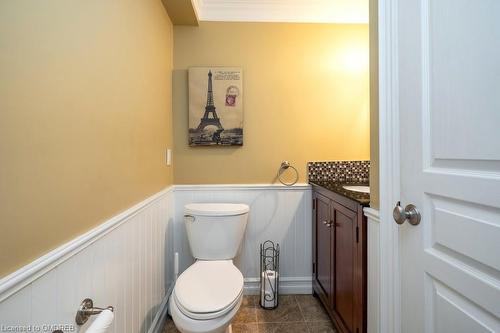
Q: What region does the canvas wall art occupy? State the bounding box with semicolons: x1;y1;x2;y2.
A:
188;67;243;146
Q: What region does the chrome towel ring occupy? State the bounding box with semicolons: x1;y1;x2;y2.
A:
277;161;299;186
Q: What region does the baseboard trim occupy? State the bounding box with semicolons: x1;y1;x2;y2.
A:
0;186;173;302
243;277;312;295
148;284;174;333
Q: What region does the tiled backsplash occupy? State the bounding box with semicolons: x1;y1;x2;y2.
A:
307;160;370;183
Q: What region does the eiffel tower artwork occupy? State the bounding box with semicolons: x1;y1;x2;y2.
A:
189;67;243;146
195;71;224;133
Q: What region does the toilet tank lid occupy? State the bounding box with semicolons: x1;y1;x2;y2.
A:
184;203;249;217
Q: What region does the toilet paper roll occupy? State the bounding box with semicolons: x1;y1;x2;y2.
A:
261;270;278;308
85;309;114;333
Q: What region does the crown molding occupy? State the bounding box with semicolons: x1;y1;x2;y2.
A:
194;0;368;24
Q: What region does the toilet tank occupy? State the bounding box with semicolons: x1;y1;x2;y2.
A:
184;203;249;260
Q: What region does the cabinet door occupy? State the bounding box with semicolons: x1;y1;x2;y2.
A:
314;193;333;303
333;203;358;333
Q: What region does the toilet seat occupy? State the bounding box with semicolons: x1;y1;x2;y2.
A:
174;260;244;320
174;289;243;320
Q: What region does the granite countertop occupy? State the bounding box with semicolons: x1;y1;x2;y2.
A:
310;180;370;206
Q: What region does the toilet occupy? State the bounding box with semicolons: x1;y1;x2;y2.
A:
169;203;250;333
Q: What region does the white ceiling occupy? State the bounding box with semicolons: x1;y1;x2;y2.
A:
192;0;369;24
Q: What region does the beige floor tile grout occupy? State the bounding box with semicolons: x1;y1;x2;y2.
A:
294;295;312;333
166;295;335;333
296;294;334;323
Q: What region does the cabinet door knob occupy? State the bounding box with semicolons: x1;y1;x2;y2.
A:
322;220;333;227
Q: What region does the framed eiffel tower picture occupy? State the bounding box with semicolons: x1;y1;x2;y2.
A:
188;67;243;146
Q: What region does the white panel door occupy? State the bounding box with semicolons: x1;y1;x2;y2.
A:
398;0;500;332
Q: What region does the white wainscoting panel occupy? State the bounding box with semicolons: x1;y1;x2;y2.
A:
0;188;174;333
0;184;313;333
173;184;313;294
364;207;380;333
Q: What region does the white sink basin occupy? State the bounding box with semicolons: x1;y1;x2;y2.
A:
342;185;370;194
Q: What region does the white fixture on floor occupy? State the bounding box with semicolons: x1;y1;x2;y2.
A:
169;203;249;333
342;185;370;194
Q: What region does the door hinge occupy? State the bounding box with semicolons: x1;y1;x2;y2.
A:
312;262;316;274
356;225;359;243
313;198;316;210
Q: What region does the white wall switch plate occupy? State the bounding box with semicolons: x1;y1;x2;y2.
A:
166;148;172;166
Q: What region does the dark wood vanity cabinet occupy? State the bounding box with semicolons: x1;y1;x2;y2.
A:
312;185;367;333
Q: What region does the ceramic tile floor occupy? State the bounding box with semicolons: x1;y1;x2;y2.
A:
164;295;336;333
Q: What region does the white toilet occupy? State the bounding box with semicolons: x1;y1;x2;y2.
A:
169;203;249;333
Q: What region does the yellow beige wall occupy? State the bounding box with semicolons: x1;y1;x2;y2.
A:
0;0;173;278
173;22;370;184
369;0;380;208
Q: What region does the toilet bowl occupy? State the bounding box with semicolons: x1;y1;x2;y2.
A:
169;260;244;333
169;203;249;333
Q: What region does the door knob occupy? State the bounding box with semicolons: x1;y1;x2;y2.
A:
393;201;421;225
322;220;333;228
